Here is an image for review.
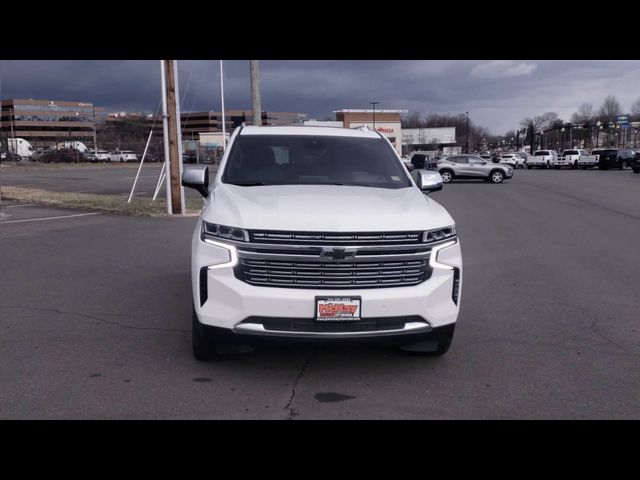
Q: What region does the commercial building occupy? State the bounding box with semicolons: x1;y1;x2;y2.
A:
181;110;308;138
334;109;406;154
402;127;458;155
0;98;105;148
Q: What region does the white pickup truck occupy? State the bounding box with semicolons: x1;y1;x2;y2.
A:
558;149;598;169
527;150;558;169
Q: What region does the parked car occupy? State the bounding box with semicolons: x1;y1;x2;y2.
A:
181;125;461;359
527;150;558;169
618;149;638;169
436;154;513;183
558;149;597;169
183;153;197;164
85;149;112;162
39;149;80;163
110;150;138;162
407;151;439;171
499;153;525;168
629;151;640;174
592;149;622;170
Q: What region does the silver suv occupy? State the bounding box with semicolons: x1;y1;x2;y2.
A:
436;154;514;183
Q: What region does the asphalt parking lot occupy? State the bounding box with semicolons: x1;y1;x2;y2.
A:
1;168;639;419
0;162;210;198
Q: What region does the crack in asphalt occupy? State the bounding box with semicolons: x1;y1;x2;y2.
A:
285;350;318;420
3;305;189;334
554;299;627;351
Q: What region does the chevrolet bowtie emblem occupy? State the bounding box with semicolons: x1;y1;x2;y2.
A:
320;247;357;260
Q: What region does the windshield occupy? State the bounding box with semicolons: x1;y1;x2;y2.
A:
534;151;550;156
222;134;411;189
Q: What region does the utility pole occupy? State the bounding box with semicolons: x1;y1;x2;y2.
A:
466;112;470;154
250;60;262;126
92;106;98;154
161;59;184;215
220;60;226;150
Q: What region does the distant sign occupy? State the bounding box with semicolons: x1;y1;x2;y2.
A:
617;115;629;126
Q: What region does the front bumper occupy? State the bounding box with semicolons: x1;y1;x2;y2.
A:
198;318;456;346
191;234;462;339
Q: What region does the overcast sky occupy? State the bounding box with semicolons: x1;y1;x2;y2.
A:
1;60;639;134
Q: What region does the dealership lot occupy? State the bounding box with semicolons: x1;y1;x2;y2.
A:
0;168;639;419
1;163;211;198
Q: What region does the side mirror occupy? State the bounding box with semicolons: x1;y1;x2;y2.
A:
412;170;443;193
182;165;209;198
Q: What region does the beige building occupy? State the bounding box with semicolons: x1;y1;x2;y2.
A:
334;109;406;153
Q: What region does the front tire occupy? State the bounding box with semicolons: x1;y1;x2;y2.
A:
489;170;504;183
192;307;219;361
440;169;453;183
400;330;454;356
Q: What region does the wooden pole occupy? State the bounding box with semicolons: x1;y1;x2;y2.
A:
250;60;262;126
163;59;183;215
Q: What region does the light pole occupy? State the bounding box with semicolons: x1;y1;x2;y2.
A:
466;112;470;154
561;127;565;151
220;60;226;150
370;102;379;131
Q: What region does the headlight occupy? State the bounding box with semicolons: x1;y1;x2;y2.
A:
423;225;456;243
202;221;249;242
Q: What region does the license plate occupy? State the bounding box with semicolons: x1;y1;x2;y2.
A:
315;296;361;321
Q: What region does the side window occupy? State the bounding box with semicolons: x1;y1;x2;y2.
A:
468;157;484;165
452;156;468;164
411;154;426;169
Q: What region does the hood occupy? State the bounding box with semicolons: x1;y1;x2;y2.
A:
203;183;454;232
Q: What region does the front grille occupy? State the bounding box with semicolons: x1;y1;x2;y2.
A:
232;229;438;290
249;229;423;245
236;257;432;289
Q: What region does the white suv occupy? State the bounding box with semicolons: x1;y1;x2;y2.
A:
182;126;462;360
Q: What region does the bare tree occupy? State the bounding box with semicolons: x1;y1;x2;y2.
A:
520;115;545;131
540;112;559;129
571;102;594;124
599;95;622;123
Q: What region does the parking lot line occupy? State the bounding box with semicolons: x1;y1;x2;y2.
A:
0;212;102;224
3;204;37;208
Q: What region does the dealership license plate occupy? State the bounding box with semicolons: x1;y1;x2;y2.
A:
315;297;362;321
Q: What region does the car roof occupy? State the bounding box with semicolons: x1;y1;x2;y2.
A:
239;125;380;138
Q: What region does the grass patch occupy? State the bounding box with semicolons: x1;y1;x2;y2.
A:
1;186;203;216
0;161;147;171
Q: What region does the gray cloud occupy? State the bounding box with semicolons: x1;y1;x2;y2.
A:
1;60;639;134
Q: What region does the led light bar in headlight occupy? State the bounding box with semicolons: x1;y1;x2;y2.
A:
423;225;456;243
202;221;249;242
